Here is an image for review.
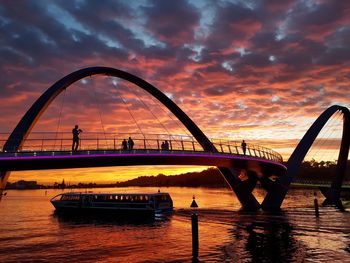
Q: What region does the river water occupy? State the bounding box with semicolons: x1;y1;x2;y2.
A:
0;186;350;262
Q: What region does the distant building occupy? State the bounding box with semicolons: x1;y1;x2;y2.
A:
53;179;66;189
61;179;66;189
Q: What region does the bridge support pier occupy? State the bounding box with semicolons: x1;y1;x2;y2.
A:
257;170;289;211
232;184;261;211
261;179;288;211
219;167;260;211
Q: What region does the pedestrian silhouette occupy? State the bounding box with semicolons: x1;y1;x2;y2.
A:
72;125;82;151
164;140;170;150
241;140;247;155
128;137;134;150
122;139;128;150
161;141;165;150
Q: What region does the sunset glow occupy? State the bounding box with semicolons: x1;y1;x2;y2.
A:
0;0;349;183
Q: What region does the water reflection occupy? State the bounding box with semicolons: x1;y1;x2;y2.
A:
226;211;306;262
52;210;171;226
2;187;350;262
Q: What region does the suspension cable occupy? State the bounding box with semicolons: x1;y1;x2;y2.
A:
132;89;170;134
134;88;185;148
316;111;343;163
308;114;336;161
133;88;181;150
130;88;183;148
112;80;146;139
90;77;108;148
309;110;342;163
146;90;192;138
143;88;211;151
309;111;338;157
53;88;66;149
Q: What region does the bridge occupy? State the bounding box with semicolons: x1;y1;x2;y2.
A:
0;132;285;172
0;66;349;211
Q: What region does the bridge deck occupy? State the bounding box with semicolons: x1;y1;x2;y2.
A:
0;133;286;177
0;132;283;162
0;149;287;176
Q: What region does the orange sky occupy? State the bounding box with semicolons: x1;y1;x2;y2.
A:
1;0;349;183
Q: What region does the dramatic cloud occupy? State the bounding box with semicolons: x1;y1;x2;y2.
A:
0;0;349;182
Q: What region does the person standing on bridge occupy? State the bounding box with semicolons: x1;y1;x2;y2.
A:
72;125;82;151
128;137;134;150
241;140;247;155
122;139;128;150
164;140;169;150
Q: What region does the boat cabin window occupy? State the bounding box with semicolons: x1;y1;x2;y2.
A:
154;194;170;203
61;195;80;201
161;195;170;201
89;194;160;203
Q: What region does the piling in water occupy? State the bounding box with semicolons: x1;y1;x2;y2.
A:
191;213;199;259
314;192;319;218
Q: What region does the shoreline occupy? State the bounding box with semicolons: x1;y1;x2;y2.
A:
5;183;350;191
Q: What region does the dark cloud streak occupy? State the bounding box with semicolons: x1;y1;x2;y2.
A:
0;0;348;149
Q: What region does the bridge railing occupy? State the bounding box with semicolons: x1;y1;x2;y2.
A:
0;132;283;163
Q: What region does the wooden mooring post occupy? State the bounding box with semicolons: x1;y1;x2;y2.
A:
191;213;199;259
190;195;199;260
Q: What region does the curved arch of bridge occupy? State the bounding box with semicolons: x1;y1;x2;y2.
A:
1;66;262;209
4;67;219;153
262;105;350;210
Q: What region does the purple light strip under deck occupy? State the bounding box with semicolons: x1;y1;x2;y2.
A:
0;152;287;170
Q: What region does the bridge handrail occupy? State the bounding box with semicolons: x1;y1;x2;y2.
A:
0;132;283;163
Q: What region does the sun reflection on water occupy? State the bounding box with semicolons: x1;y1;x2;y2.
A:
0;187;350;262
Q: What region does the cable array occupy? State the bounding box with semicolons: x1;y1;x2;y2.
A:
53;88;66;149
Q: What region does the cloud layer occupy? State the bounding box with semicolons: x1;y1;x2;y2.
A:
0;0;349;181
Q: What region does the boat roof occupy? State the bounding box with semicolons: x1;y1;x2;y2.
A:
57;192;170;196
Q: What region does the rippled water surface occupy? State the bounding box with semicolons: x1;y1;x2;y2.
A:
1;187;350;262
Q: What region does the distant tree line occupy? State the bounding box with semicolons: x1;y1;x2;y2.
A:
116;160;350;187
293;159;350;185
6;160;350;189
5;180;45;189
115;168;228;188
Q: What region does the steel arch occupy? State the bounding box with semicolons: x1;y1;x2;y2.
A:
262;105;350;210
1;67;260;209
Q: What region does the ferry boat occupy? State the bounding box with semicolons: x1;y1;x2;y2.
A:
50;192;173;215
